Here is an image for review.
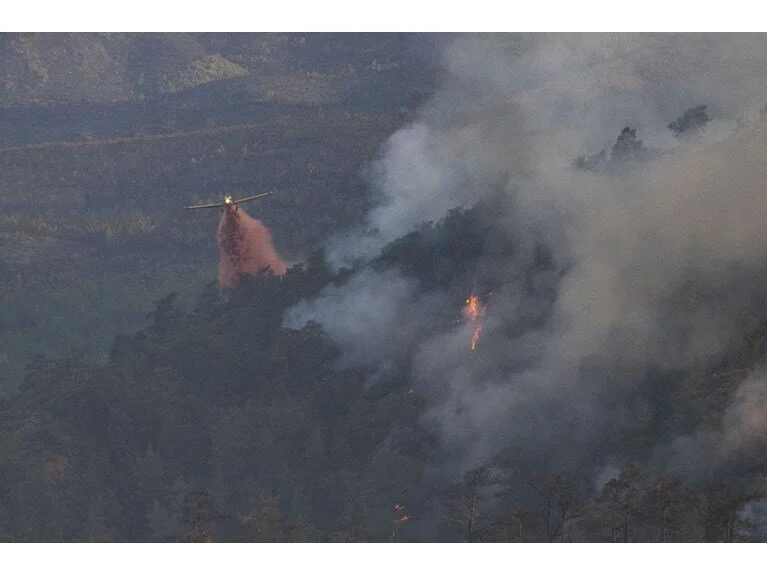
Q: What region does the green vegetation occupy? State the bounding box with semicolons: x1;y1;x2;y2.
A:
1;200;765;541
157;54;248;94
0;110;406;391
0;251;430;541
2;34;766;543
0;33;435;391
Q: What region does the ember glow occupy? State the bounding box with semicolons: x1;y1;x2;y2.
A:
390;503;412;541
470;325;483;350
463;294;487;350
392;503;411;524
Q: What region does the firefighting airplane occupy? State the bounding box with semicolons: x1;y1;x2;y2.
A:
183;191;274;213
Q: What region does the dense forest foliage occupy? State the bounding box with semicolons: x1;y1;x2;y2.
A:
4;33;767;543
1;196;766;542
0;237;435;541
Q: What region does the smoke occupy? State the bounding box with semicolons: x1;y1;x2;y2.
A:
284;269;445;376
740;499;767;540
217;209;286;290
667;366;767;473
721;370;767;455
283;270;418;369
288;34;767;483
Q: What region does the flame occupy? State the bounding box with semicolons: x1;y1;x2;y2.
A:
392;503;411;524
463;295;484;322
463;294;488;350
470;325;483;350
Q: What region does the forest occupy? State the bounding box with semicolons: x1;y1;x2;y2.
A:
4;33;767;542
3;196;767;542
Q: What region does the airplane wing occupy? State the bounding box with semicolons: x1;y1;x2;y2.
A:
232;191;274;205
184;202;226;210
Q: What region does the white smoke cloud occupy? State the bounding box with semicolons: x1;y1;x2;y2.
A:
283;269;416;369
284;269;443;374
661;366;767;481
290;33;767;481
721;370;767;455
593;464;622;493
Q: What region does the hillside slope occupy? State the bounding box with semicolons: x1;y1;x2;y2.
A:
0;33;440;391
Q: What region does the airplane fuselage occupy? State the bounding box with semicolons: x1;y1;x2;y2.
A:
223;195;237;213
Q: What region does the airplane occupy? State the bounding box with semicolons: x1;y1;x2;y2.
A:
184;191;274;213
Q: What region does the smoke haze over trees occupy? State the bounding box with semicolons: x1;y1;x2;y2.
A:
3;33;767;541
285;33;767;539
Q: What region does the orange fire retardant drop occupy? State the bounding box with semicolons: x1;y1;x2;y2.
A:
217;209;287;289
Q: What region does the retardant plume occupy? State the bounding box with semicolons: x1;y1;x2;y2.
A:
217;208;286;289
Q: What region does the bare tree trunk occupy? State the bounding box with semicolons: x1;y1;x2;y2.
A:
560;506;567;542
723;510;735;543
703;494;713;543
467;475;478;543
546;500;553;541
624;492;630;543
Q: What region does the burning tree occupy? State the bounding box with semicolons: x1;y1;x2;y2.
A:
463;294;489;350
390;503;412;542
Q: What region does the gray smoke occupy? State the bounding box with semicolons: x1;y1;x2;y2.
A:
739;499;767;540
289;34;767;482
283;269;416;370
283;269;445;376
668;366;767;474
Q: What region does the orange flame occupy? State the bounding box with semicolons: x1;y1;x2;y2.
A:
463;294;487;350
393;503;411;524
463;295;484;322
470;325;483;350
